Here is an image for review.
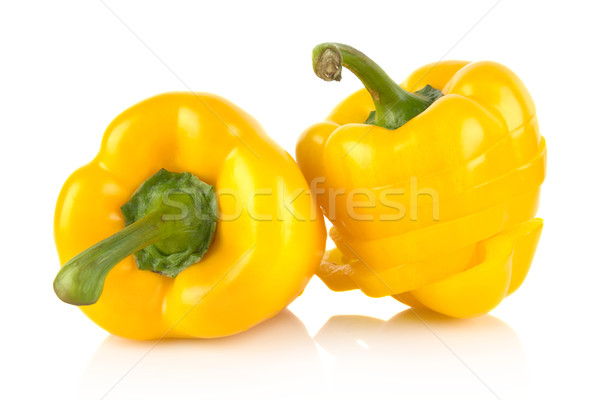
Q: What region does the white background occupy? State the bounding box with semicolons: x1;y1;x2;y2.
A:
1;1;598;399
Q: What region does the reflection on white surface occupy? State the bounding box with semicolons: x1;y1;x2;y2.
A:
316;309;529;399
74;309;527;399
74;309;325;399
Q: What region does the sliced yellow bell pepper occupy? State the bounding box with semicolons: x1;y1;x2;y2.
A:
296;43;545;317
54;93;326;339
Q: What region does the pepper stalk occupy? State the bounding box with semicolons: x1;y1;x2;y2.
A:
53;169;217;306
312;42;443;129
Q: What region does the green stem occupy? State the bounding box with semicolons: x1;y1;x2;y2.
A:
54;169;217;306
53;212;170;305
312;43;441;130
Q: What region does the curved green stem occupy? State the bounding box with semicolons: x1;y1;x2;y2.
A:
54;169;217;306
53;212;171;305
312;43;442;130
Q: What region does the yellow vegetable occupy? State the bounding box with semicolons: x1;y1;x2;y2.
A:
296;43;545;318
54;93;325;339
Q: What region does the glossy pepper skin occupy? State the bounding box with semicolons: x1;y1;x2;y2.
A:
296;43;545;318
54;92;326;339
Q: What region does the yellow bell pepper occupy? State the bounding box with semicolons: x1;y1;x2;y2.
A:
54;92;326;339
296;43;545;318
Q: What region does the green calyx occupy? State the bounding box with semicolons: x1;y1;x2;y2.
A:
122;169;217;277
312;43;443;130
53;169;217;306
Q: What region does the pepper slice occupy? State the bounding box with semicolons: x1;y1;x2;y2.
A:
397;219;543;318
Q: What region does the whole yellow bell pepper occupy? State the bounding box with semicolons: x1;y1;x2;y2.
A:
54;92;325;339
296;43;545;318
